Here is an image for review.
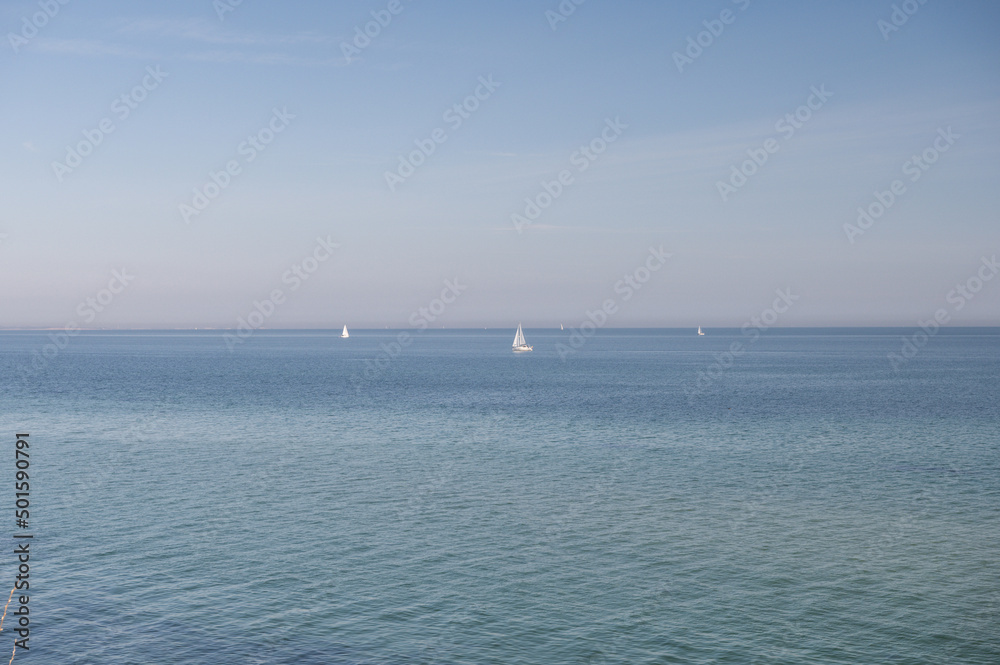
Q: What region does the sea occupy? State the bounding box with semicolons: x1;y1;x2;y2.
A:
1;328;998;664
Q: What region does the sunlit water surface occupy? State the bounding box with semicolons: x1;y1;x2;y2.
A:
1;329;997;664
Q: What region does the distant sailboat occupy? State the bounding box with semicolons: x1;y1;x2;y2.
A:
697;326;705;336
341;325;350;338
560;323;564;330
512;323;533;352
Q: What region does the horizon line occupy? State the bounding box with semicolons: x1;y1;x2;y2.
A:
2;325;999;332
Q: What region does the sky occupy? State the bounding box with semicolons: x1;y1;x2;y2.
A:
1;0;999;328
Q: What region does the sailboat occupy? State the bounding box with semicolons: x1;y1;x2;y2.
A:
697;326;705;336
512;323;532;352
560;323;564;330
341;325;349;338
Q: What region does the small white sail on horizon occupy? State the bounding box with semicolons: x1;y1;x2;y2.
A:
512;323;532;352
341;325;350;338
697;326;705;336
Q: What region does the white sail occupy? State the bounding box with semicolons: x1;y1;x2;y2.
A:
697;326;704;336
512;323;532;351
341;325;349;338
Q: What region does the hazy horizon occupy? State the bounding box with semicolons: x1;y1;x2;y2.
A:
4;325;1000;332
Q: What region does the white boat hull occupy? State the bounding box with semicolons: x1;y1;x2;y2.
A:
512;323;531;352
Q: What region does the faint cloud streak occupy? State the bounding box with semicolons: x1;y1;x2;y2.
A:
31;17;343;67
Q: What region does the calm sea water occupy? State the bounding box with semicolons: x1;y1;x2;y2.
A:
1;329;998;664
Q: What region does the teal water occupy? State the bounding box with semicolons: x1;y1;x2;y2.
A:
1;329;998;664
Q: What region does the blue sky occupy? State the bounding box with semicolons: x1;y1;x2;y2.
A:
2;0;998;328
